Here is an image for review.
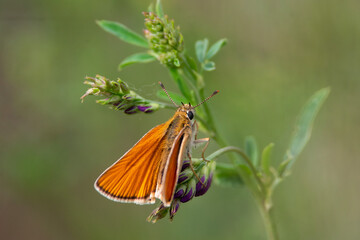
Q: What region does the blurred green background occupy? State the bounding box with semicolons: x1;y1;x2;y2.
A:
1;0;359;239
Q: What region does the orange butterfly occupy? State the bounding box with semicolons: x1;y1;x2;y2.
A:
94;82;218;207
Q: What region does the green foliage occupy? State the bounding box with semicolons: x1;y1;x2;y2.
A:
281;87;330;176
245;136;259;166
203;61;215;71
195;38;227;72
96;20;148;48
261;143;274;176
155;0;164;18
206;39;227;60
118;52;156;70
195;39;209;63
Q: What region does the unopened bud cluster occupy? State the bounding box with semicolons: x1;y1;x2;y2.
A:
147;159;216;223
143;12;184;68
81;75;160;114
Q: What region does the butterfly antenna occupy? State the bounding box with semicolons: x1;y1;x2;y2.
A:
193;90;219;108
159;82;178;107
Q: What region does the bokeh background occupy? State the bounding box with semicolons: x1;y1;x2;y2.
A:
1;0;359;239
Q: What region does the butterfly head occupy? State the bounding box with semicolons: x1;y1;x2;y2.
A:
179;102;195;121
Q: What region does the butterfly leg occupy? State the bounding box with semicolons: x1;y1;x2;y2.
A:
192;120;210;162
187;152;206;188
193;138;210;162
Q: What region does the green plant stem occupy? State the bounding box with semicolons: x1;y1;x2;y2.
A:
258;203;279;240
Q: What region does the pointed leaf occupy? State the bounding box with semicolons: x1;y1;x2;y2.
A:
261;143;275;175
156;90;188;105
206;38;227;60
148;3;154;12
168;68;194;103
185;54;198;72
97;20;148;48
118;52;156;70
214;162;243;187
195;39;209;63
245;136;259;166
155;0;164;18
278;158;291;178
203;61;215;71
282;87;330;176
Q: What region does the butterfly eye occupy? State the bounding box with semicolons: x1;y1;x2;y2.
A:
187;111;194;120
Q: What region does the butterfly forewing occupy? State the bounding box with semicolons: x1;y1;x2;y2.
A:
95;123;169;204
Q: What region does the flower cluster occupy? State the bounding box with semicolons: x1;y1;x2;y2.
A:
143;12;184;68
147;159;216;223
81;75;161;114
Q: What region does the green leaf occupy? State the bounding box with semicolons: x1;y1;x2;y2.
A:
195;39;209;63
148;3;154;12
278;158;291;178
168;68;194;103
214;162;243;187
206;38;227;60
203;61;215;71
261;143;275;175
245;136;259;166
97;20;148;48
156;90;188;105
155;0;164;18
185;54;198;72
118;52;156;70
281;87;330;176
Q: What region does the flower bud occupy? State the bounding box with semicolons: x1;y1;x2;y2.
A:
177;168;193;184
195;173;213;197
174;183;187;199
137;105;151;113
124;105;137;114
195;161;216;197
119;81;130;94
147;203;169;223
169;199;180;221
82;75;163;114
107;95;121;103
143;12;184;68
181;160;190;171
80;88;99;102
180;178;196;203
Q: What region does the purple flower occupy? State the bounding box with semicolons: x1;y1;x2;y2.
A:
195;176;206;193
177;168;193;184
181;160;190;171
169;199;180;220
174;184;186;198
195;173;213;197
124;106;137;114
137;105;151;112
180;178;196;203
